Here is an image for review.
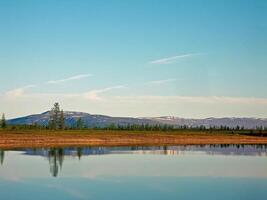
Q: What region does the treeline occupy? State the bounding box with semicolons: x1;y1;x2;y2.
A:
91;123;267;133
2;119;267;134
89;123;176;131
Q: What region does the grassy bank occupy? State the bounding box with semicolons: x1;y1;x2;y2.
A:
1;129;267;149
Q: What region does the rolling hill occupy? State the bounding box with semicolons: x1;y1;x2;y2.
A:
7;111;267;129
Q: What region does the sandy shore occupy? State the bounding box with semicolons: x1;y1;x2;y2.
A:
0;130;267;149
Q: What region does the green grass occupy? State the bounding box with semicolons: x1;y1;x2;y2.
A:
0;128;266;137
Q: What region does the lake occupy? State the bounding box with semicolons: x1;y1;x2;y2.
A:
1;145;267;200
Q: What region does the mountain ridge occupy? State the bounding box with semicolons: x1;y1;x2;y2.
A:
7;111;267;129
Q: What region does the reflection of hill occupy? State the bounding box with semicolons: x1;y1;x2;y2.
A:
178;144;267;156
24;144;267;158
8;145;267;177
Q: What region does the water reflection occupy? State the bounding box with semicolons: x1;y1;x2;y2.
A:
77;147;83;160
24;144;267;157
0;150;4;165
48;148;64;177
1;144;267;177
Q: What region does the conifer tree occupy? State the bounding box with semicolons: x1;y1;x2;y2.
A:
49;103;61;130
1;113;6;128
76;118;84;129
59;110;65;130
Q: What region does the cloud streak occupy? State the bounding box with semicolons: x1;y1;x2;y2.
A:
149;53;197;65
4;84;126;102
4;86;267;106
147;78;177;85
47;74;92;84
4;73;92;98
5;85;36;98
113;95;267;105
2;91;267;118
83;85;126;101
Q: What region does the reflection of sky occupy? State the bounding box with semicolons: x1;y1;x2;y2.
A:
2;177;267;200
1;146;267;180
1;146;267;200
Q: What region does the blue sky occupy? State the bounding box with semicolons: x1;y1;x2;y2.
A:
0;0;267;118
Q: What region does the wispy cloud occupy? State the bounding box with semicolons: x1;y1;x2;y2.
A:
4;73;92;98
5;85;36;98
47;74;92;84
114;95;267;105
83;85;126;101
149;53;197;65
3;83;126;102
2;89;267;118
5;82;267;106
147;78;177;85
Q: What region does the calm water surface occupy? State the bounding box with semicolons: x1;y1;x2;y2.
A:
1;145;267;200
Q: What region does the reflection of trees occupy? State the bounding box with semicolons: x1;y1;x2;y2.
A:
47;148;85;177
163;146;167;155
0;150;4;166
77;147;83;160
48;148;64;177
43;144;267;177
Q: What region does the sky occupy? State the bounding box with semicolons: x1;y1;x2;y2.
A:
0;0;267;119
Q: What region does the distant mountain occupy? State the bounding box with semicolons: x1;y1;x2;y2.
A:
7;111;267;129
7;111;155;128
145;116;267;129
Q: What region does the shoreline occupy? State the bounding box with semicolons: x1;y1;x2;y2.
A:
1;130;267;149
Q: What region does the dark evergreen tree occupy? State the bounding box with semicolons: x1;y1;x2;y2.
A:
76;118;85;129
1;113;6;128
59;110;65;130
49;103;61;130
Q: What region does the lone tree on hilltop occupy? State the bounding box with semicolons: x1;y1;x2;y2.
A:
49;103;65;130
1;113;6;128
